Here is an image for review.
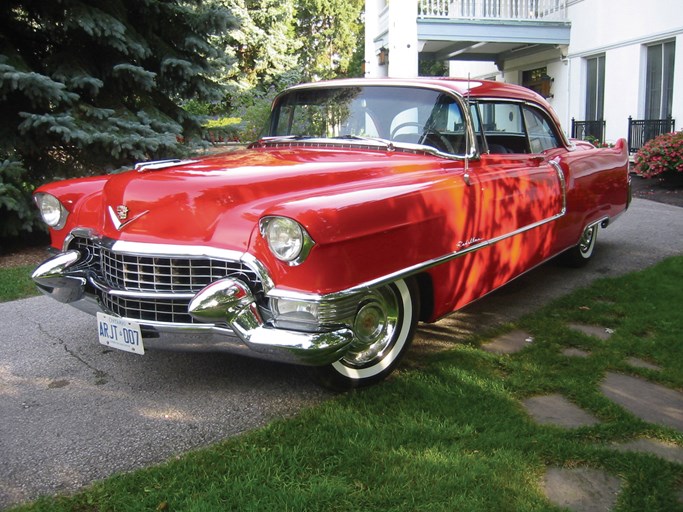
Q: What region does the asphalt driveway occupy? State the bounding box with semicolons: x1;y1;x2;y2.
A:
1;198;682;509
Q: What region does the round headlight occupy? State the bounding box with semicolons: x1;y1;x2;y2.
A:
35;193;68;229
263;217;304;262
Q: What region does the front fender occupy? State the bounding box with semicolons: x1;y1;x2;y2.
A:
250;173;476;296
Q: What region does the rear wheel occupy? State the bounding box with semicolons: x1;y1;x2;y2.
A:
561;224;598;267
310;278;419;390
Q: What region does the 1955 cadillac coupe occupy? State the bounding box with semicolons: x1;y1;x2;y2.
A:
32;78;631;389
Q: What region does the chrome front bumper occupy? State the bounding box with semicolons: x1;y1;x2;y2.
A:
32;251;354;366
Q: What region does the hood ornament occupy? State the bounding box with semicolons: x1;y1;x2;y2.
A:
108;205;149;231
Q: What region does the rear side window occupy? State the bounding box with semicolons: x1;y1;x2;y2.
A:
523;106;561;153
474;101;562;154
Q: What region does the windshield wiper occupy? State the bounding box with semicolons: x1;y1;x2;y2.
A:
259;134;400;152
260;135;316;142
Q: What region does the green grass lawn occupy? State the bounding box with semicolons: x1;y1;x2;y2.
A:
0;265;39;302
9;256;683;512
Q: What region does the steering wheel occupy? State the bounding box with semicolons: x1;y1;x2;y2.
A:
390;122;455;153
390;122;422;139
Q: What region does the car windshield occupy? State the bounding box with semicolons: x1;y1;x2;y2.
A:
267;85;468;155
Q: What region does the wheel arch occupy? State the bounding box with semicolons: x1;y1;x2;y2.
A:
415;272;434;322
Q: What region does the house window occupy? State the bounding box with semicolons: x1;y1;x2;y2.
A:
585;55;605;121
645;41;676;119
523;67;553;98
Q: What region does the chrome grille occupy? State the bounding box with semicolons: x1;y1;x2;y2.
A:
68;237;262;324
100;251;256;293
101;294;198;324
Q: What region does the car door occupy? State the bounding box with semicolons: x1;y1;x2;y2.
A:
469;101;565;248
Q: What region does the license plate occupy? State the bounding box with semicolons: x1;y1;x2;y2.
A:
97;312;144;355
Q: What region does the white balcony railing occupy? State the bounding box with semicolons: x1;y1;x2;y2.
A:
418;0;567;21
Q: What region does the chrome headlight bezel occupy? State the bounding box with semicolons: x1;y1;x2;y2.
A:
35;193;68;230
259;216;314;265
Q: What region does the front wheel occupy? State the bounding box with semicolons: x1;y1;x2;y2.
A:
310;278;419;390
560;224;598;267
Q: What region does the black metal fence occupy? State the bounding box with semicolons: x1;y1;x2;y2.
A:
627;117;675;154
571;119;606;144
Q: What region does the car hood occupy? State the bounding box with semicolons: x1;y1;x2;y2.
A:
87;146;449;251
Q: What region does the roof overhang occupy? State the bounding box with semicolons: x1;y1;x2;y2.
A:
418;18;571;65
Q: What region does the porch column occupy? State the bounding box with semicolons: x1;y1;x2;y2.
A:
364;0;382;77
387;0;419;77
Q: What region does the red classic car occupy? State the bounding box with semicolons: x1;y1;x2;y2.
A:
32;78;631;389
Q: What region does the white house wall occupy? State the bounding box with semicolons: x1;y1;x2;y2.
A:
368;0;683;142
564;0;683;142
673;34;683;127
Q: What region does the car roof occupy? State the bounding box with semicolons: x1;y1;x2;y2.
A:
287;77;549;106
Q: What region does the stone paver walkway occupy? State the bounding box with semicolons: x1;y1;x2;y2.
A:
610;439;683;465
484;324;683;512
523;394;600;428
568;323;614;341
543;467;621;512
625;357;662;371
600;372;683;431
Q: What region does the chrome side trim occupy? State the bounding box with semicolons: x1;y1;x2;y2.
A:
268;158;569;303
548;159;568;215
269;211;566;302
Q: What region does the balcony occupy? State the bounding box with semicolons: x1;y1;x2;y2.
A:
418;0;567;21
416;0;570;66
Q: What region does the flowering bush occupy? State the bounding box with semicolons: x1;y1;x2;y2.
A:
633;131;683;178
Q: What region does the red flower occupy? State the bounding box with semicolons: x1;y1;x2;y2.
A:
633;132;683;178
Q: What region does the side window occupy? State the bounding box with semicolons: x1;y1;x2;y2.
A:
430;101;465;133
522;106;561;153
476;101;563;154
478;102;529;154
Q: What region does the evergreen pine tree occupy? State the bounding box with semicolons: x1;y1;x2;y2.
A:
0;0;235;239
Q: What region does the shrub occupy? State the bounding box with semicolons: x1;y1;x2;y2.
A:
0;154;44;241
204;117;242;143
633;131;683;178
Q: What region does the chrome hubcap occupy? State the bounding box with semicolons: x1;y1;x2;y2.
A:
344;286;399;367
579;226;596;254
